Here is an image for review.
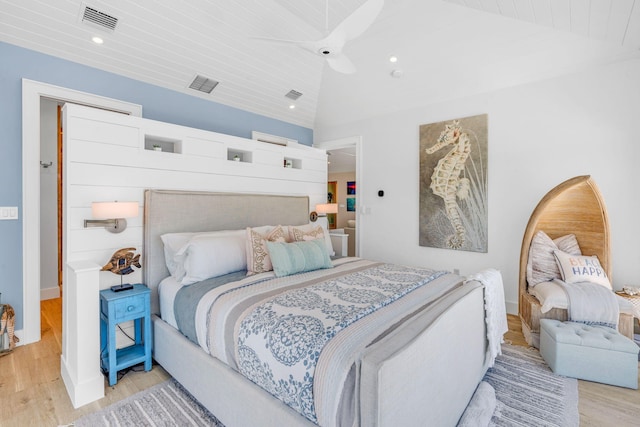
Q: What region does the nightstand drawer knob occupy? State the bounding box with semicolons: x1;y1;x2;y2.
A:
127;305;135;312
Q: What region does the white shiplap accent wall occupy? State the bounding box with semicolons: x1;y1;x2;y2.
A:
63;103;327;290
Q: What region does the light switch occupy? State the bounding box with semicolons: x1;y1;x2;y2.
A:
0;206;18;220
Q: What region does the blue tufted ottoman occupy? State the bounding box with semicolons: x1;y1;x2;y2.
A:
540;319;639;389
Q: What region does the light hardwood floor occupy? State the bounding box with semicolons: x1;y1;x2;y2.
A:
0;298;170;427
1;299;638;426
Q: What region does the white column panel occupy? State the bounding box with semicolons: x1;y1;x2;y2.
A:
60;260;103;408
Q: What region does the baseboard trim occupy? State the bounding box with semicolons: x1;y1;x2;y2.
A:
505;300;518;315
41;286;60;300
61;355;104;408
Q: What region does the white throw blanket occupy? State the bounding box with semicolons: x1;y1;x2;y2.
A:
466;269;508;367
457;381;496;427
555;279;619;329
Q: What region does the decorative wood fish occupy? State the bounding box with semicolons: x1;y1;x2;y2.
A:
0;304;19;354
102;247;141;275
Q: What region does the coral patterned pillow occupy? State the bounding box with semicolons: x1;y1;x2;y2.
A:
246;225;287;275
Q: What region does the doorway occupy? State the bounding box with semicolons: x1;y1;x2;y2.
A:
22;79;142;344
39;99;63;301
314;136;362;257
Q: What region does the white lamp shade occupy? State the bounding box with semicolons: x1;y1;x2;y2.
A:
92;201;139;219
316;203;338;215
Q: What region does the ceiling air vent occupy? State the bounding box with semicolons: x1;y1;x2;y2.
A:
80;4;118;32
189;75;219;94
285;90;302;100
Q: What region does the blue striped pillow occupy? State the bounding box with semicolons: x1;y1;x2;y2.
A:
266;239;333;277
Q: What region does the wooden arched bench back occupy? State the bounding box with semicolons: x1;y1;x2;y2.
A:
518;175;611;315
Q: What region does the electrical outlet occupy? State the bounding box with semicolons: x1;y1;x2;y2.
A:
0;206;19;220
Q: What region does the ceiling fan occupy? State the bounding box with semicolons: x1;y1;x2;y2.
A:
255;0;384;74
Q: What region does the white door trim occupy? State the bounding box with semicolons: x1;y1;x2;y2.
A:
313;136;363;257
21;79;142;344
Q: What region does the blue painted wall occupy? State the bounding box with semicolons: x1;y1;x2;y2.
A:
0;41;313;329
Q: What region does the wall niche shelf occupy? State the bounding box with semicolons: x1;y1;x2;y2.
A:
283;157;302;169
145;135;181;153
228;149;252;163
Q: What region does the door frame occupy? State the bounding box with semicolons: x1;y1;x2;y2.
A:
21;79;142;344
313;135;362;257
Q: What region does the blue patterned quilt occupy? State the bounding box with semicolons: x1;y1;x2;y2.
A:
235;263;446;424
184;258;464;426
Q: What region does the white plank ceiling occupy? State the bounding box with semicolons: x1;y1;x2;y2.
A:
1;0;639;130
445;0;640;48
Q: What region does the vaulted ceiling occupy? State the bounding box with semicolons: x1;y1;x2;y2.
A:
1;0;639;130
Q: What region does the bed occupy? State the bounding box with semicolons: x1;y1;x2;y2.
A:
143;189;498;427
518;175;635;348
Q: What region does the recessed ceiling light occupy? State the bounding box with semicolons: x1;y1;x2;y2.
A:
389;55;398;63
92;36;104;44
289;104;296;109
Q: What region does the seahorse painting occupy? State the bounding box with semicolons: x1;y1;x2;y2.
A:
424;120;470;249
419;115;488;252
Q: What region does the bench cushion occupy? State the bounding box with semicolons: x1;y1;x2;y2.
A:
540;319;639;389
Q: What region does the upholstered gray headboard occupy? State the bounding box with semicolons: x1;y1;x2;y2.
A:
143;190;310;315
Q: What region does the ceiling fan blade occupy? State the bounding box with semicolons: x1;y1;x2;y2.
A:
326;54;356;74
251;36;306;46
329;0;384;44
252;36;319;54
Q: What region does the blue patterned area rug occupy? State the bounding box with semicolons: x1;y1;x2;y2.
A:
485;344;579;427
73;344;577;427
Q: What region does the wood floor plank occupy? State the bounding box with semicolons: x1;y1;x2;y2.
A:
0;300;638;426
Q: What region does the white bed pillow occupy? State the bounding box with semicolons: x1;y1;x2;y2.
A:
160;232;199;277
163;227;275;281
288;223;335;257
175;231;247;286
530;279;635;316
553;250;611;289
528;280;568;313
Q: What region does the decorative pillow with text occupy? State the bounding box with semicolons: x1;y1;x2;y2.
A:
553;250;611;289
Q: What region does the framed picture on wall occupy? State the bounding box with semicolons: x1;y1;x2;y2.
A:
419;114;488;253
347;197;356;212
347;181;356;195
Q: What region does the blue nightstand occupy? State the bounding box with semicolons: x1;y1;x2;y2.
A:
100;284;152;386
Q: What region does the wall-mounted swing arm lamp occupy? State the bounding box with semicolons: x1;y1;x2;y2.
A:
310;203;338;222
84;201;139;234
316;203;338;216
